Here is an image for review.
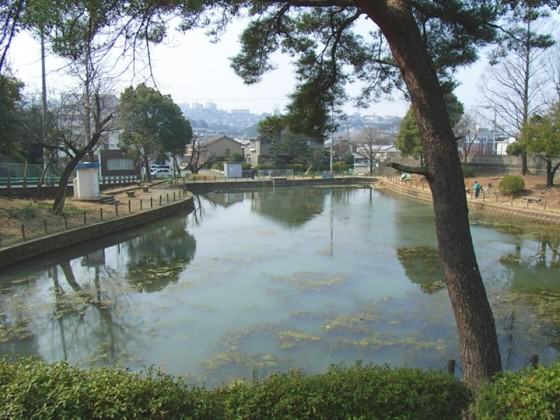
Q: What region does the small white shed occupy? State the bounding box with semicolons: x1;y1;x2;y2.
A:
73;162;100;200
224;162;243;179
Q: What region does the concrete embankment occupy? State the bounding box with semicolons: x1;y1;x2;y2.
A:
0;194;194;269
379;177;560;225
183;176;376;193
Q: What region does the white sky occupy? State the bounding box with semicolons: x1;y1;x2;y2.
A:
8;18;489;118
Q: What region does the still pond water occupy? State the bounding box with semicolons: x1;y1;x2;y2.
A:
1;186;559;385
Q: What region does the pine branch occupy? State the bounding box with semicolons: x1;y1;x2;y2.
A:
386;161;428;176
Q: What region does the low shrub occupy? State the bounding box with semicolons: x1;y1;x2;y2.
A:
475;362;560;419
224;364;471;420
0;359;472;419
0;359;223;419
254;162;274;170
287;163;305;173
499;175;525;195
212;161;224;171
333;162;349;173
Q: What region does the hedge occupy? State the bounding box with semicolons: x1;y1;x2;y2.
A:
0;359;471;419
499;175;525;195
0;359;223;419
475;362;560;419
224;364;471;420
7;358;560;419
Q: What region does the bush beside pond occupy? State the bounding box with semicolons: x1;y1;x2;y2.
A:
475;362;560;419
499;175;525;195
224;364;471;419
3;358;560;419
0;359;470;419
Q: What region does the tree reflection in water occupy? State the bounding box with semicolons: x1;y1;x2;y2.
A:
250;187;327;227
393;198;444;294
125;217;196;292
497;233;560;368
396;247;445;294
47;253;139;366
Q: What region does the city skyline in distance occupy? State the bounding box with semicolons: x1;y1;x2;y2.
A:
9;17;488;119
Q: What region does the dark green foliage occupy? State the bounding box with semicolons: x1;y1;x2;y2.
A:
224;364;471;420
0;359;472;419
499;175;525;195
227;152;244;163
118;83;190;179
0;358;223;419
475;362;560;419
506;141;525;156
0;74;24;159
396;108;423;163
462;165;476;177
396;93;464;165
333;161;349;173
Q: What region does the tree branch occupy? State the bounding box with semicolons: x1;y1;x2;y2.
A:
386;161;428;176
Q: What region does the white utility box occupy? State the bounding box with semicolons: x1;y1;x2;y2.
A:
74;162;100;200
224;162;242;179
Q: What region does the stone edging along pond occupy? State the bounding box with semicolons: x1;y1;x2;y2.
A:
379;177;560;225
0;194;194;270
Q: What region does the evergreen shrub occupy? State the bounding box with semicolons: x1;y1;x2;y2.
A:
462;165;476;178
224;364;471;420
499;175;525;195
475;362;560;419
0;359;472;419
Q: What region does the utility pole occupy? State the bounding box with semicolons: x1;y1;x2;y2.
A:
330;107;334;174
492;106;497;155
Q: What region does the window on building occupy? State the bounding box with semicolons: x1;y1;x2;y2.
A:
107;158;134;171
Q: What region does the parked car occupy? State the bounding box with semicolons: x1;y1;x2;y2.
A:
150;164;171;171
150;168;172;178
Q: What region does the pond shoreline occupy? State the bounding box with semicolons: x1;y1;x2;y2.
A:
378;176;560;225
0;192;194;269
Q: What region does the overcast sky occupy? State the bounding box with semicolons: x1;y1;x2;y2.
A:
8;18;489;118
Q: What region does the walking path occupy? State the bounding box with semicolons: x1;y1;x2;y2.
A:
379;176;560;225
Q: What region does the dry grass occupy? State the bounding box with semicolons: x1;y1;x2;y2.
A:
469;175;560;208
0;186;182;248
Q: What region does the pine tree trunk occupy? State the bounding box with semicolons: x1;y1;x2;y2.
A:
357;0;502;388
546;160;553;187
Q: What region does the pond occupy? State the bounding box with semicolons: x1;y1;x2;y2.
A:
0;186;559;386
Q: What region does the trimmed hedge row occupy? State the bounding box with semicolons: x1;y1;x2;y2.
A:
0;359;470;419
224;364;471;419
4;358;559;419
0;359;223;419
475;362;560;419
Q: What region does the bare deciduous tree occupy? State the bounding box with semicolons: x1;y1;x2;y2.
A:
454;114;480;165
353;127;387;174
481;5;554;174
186;136;214;174
42;92;113;214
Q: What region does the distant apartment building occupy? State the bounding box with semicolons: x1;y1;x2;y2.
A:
461;127;512;156
246;136;274;166
57;93;118;150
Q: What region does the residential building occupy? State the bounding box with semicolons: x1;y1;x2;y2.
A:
185;135;243;166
